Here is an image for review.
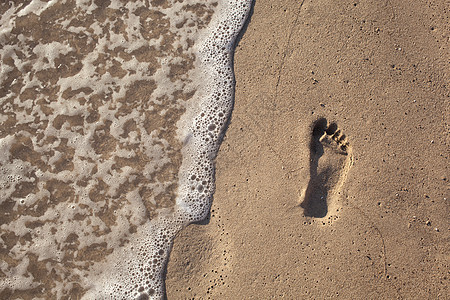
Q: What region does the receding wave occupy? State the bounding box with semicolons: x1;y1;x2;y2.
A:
0;0;251;298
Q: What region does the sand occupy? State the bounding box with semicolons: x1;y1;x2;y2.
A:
166;0;448;298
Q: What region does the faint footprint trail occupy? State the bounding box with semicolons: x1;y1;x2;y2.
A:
300;118;353;218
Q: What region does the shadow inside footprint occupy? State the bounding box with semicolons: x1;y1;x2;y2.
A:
301;118;348;218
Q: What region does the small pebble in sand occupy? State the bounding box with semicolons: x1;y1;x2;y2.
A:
425;220;431;226
434;228;439;232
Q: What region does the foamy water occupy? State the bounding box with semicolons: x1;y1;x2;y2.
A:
0;0;251;299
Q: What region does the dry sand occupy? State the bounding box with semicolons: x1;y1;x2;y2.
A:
166;0;448;299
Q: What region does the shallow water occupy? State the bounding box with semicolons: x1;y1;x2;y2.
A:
0;0;251;298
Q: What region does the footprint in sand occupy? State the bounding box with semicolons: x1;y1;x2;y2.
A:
300;118;353;218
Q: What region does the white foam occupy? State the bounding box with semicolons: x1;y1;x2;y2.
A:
0;0;252;298
17;0;58;17
82;1;252;298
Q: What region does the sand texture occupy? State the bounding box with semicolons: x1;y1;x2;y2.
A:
166;0;448;298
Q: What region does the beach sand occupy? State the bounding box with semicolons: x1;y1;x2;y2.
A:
166;0;448;298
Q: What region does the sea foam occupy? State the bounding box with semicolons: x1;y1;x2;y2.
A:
0;0;251;299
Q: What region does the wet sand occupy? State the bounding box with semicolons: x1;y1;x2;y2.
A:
166;0;448;298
